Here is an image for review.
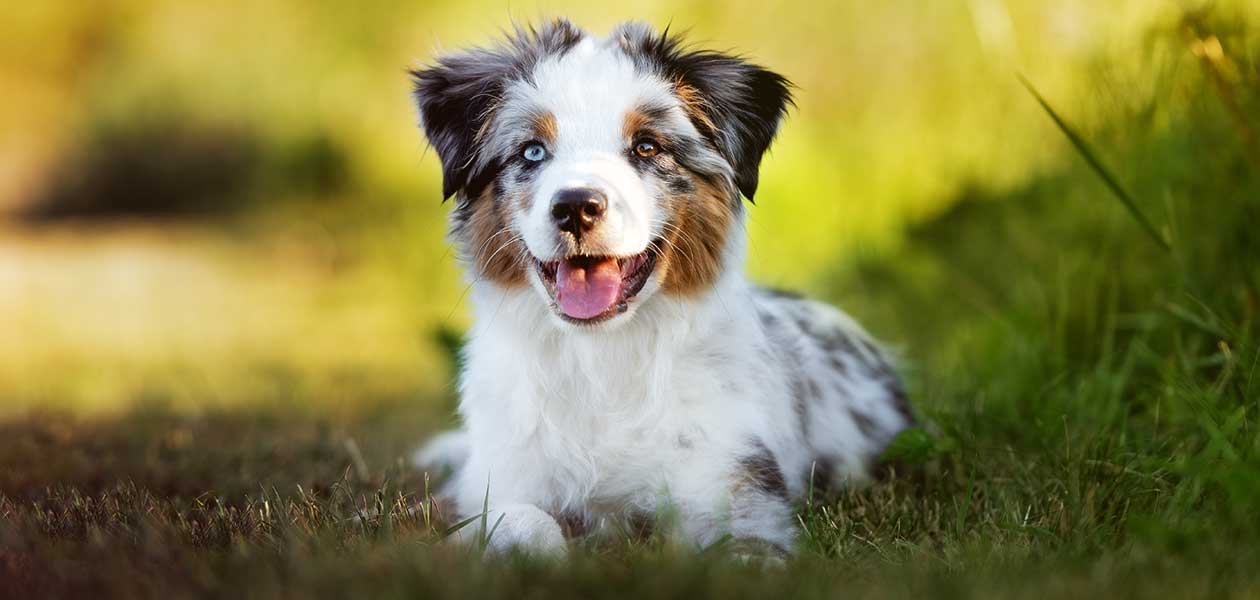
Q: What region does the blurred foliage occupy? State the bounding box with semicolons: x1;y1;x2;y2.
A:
4;0;1256;411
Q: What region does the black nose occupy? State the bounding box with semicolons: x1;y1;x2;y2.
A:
550;188;607;240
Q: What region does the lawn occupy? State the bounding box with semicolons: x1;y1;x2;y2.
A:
3;3;1259;599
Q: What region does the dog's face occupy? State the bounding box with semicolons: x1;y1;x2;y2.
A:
412;20;791;329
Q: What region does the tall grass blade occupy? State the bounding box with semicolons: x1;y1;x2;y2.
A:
483;513;506;551
439;513;485;540
1018;74;1172;252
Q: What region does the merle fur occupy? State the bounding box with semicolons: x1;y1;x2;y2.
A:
754;285;916;484
410;20;583;201
739;439;789;499
612;22;795;201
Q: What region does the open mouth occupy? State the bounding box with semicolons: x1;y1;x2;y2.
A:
535;245;659;324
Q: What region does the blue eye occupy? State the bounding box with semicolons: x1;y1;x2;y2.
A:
522;143;547;162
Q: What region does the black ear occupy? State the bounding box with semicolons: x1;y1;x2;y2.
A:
696;60;793;201
617;24;794;201
411;20;585;200
410;50;515;200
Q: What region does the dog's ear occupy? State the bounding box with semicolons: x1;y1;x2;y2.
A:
616;23;794;201
689;59;793;201
411;20;586;201
410;50;514;200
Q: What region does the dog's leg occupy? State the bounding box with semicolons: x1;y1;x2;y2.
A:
724;491;797;560
445;450;571;557
666;441;798;557
671;486;797;559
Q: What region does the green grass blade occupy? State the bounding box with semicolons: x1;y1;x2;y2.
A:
482;513;506;551
1018;74;1172;252
440;513;485;540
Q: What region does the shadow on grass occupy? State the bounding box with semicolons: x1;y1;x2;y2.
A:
0;400;437;503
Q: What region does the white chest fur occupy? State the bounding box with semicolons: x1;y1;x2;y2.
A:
452;274;796;515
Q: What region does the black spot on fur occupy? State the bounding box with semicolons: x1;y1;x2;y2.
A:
756;306;779;331
411;19;585;200
758;303;819;441
739;440;788;499
888;380;915;425
818;329;860;361
796;377;823;438
857;338;892;374
827;354;850;376
858;338;880;358
791;377;810;438
805;320;899;389
614;22;794;201
849;408;877;438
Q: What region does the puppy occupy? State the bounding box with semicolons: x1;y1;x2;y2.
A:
411;19;913;556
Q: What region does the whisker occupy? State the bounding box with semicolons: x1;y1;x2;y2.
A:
444;230;524;323
645;213;735;319
481;234;526;271
469;227;518;265
647;218;706;274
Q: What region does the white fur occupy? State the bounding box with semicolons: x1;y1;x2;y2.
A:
423;228;905;553
452;239;796;550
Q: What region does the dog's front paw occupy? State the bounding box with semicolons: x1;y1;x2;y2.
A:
463;503;567;558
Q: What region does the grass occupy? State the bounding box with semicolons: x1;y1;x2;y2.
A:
3;5;1260;600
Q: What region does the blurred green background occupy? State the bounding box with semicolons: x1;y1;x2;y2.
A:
1;0;1255;414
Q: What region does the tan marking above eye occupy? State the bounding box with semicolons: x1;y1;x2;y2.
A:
623;108;651;141
531;112;558;144
672;82;715;131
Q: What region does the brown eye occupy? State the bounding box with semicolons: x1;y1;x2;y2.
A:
634;140;659;158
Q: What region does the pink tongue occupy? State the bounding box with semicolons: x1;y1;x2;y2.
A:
556;257;622;319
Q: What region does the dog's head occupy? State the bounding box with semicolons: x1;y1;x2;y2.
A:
412;20;791;329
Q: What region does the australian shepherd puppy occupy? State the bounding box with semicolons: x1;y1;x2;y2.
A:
411;19;913;556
